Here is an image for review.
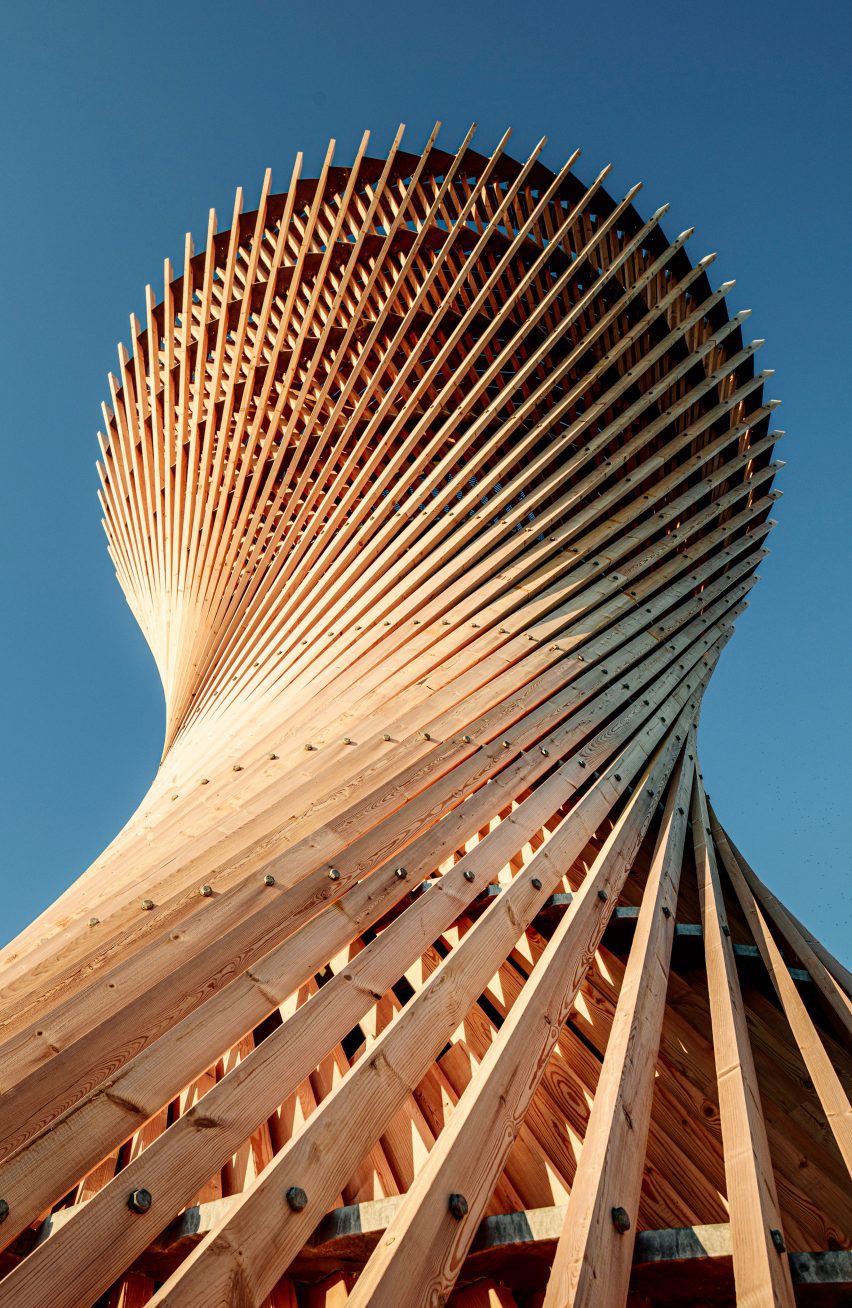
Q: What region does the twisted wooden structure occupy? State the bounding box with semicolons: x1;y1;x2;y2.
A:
0;126;849;1308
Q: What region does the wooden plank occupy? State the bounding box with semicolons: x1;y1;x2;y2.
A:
540;734;696;1307
692;770;796;1308
711;819;852;1174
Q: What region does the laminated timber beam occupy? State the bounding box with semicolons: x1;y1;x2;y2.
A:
0;125;847;1308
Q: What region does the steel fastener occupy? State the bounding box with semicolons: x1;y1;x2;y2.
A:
328;868;341;881
611;1206;631;1234
285;1186;308;1212
394;867;408;880
263;874;276;887
448;1193;469;1220
141;899;154;911
463;870;475;883
531;878;542;891
128;1188;153;1214
199;884;213;897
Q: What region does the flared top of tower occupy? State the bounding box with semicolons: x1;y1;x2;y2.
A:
95;126;780;758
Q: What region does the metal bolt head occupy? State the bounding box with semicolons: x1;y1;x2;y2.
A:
421;731;431;740
285;1186;308;1212
141;899;154;911
200;778;210;785
502;739;511;749
722;924;730;938
540;747;549;757
662;906;672;919
199;884;213;897
263;874;276;887
88;917;100;927
343;737;352;745
394;867;408;880
770;1227;786;1253
531;878;542;891
611;1206;631;1234
327;868;341;882
268;753;279;761
304;743;314;751
383;733;391;741
128;1188;153;1214
598;889;609;902
463;870;475;883
0;1199;9;1223
233;764;243;771
448;1193;469;1220
462;734;471;743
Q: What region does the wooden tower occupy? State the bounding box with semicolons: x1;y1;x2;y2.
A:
0;127;849;1308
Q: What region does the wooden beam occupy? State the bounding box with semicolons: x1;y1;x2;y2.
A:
692;768;796;1308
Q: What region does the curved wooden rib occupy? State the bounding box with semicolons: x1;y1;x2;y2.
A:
0;126;848;1308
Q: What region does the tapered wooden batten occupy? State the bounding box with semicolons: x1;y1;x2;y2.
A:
0;126;848;1308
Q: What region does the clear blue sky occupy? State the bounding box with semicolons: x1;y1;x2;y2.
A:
1;0;849;960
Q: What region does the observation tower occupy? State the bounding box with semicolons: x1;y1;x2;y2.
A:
0;126;849;1308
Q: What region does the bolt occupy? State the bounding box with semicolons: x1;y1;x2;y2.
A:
598;889;609;902
343;737;352;745
614;773;622;782
722;924;730;938
662;906;672;919
128;1188;153;1214
268;753;279;761
285;1186;308;1212
578;760;586;769
383;733;392;741
304;743;314;751
263;874;276;886
89;917;100;927
233;764;243;772
200;778;210;785
141;899;154;911
540;747;549;757
463;870;475;883
0;1199;8;1223
448;1193;469;1220
199;885;213;898
328;868;341;882
531;878;542;891
502;740;511;749
421;731;431;740
770;1228;786;1253
394;867;408;880
611;1206;631;1234
462;734;471;743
